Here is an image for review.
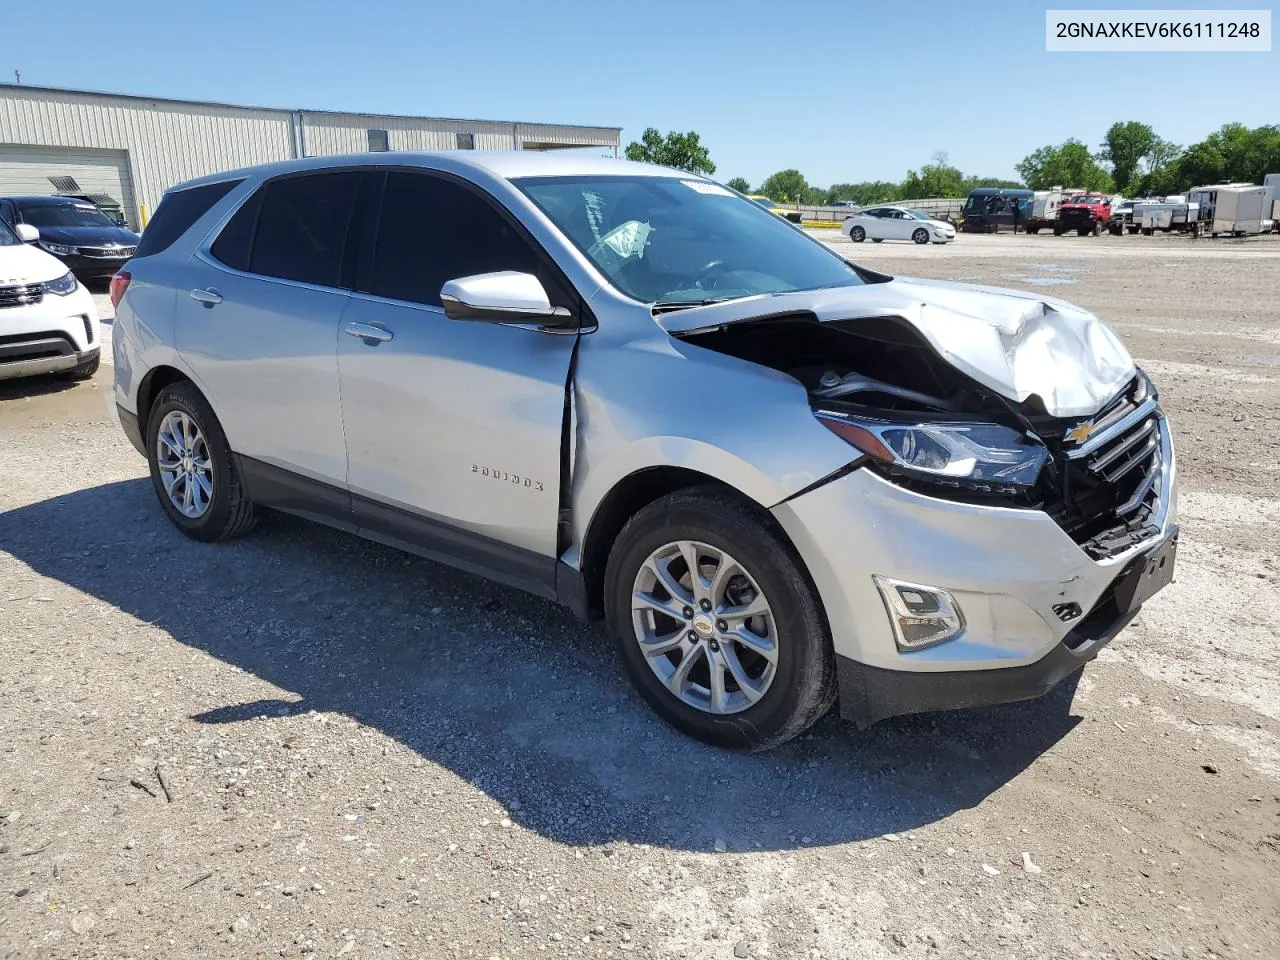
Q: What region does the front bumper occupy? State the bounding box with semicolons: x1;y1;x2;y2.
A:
771;419;1177;724
50;250;133;279
0;283;101;381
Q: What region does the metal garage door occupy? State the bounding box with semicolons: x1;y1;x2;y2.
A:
0;144;137;229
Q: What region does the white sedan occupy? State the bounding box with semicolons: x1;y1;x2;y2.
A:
841;205;956;245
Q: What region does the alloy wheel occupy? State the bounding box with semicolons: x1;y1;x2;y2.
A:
631;540;778;714
155;410;214;518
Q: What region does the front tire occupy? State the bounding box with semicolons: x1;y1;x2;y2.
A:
912;228;929;244
850;225;866;242
146;381;257;542
604;488;836;750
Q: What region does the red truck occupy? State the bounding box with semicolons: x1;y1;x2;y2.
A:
1055;194;1112;236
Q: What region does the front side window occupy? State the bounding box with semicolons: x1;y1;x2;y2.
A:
213;173;359;287
0;218;19;246
517;176;863;305
19;202;115;228
367;172;560;308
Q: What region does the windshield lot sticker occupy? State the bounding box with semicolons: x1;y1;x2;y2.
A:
681;181;734;196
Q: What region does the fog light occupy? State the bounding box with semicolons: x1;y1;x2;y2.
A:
873;576;966;651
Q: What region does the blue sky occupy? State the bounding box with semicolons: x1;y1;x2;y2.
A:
4;0;1276;187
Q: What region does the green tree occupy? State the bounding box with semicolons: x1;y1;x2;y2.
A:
759;169;808;203
961;176;1024;193
624;128;716;175
802;186;827;205
725;177;751;193
1099;121;1157;194
1144;136;1182;175
899;152;968;199
1016;139;1114;192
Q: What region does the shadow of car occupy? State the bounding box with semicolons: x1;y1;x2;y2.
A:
0;477;1084;852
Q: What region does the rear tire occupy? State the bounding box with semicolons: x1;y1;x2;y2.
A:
604;488;836;750
912;228;929;244
146;381;257;543
850;225;866;242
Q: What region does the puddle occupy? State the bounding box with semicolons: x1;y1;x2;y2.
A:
1025;263;1079;272
1012;276;1079;286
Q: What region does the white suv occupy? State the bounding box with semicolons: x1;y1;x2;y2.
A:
0;219;101;381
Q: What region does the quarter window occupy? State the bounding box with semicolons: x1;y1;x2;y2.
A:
134;180;244;258
367;172;562;308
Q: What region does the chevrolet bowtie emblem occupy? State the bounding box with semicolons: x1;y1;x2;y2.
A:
1065;420;1095;445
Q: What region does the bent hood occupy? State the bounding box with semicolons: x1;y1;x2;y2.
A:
657;278;1135;418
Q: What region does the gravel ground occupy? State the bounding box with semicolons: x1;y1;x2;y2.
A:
2;233;1279;960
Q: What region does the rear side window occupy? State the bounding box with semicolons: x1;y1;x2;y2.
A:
368;172;561;307
248;173;360;287
134;179;243;258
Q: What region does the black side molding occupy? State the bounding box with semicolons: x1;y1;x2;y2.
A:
234;455;563;604
117;404;146;457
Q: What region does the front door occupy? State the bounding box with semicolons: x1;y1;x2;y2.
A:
336;171;578;593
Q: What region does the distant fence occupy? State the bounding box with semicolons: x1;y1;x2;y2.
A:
782;197;966;226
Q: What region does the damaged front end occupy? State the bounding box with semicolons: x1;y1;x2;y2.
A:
667;285;1169;561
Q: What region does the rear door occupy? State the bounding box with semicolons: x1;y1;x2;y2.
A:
335;170;578;591
174;171;359;488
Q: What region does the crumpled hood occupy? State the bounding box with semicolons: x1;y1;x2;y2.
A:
658;277;1135;418
0;242;70;285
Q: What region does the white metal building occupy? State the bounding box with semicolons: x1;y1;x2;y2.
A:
0;84;621;230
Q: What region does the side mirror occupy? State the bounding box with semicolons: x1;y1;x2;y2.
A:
15;224;39;243
440;272;574;329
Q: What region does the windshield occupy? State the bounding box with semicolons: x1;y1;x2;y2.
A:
516;176;863;304
1072;195;1106;205
20;202;115;228
0;219;18;246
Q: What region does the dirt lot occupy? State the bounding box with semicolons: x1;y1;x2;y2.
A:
2;234;1279;960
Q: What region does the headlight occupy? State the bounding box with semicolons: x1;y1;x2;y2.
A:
42;271;78;296
39;240;77;256
816;412;1048;489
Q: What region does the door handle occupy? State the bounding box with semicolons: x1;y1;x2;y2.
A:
189;287;223;307
344;321;393;344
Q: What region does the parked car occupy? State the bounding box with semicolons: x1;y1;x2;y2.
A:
1108;200;1139;235
829;200;860;209
1056;195;1112;236
0;217;101;381
842;205;956;244
111;153;1178;749
746;194;803;223
0;195;139;280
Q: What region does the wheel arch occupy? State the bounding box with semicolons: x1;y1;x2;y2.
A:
136;365;197;445
575;465;818;623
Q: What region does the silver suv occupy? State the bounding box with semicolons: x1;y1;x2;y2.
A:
111;153;1178;749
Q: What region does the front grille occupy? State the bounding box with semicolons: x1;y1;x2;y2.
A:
1036;376;1165;559
79;245;136;259
0;283;43;308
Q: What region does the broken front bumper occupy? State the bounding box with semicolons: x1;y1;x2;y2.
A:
771;419;1177;726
